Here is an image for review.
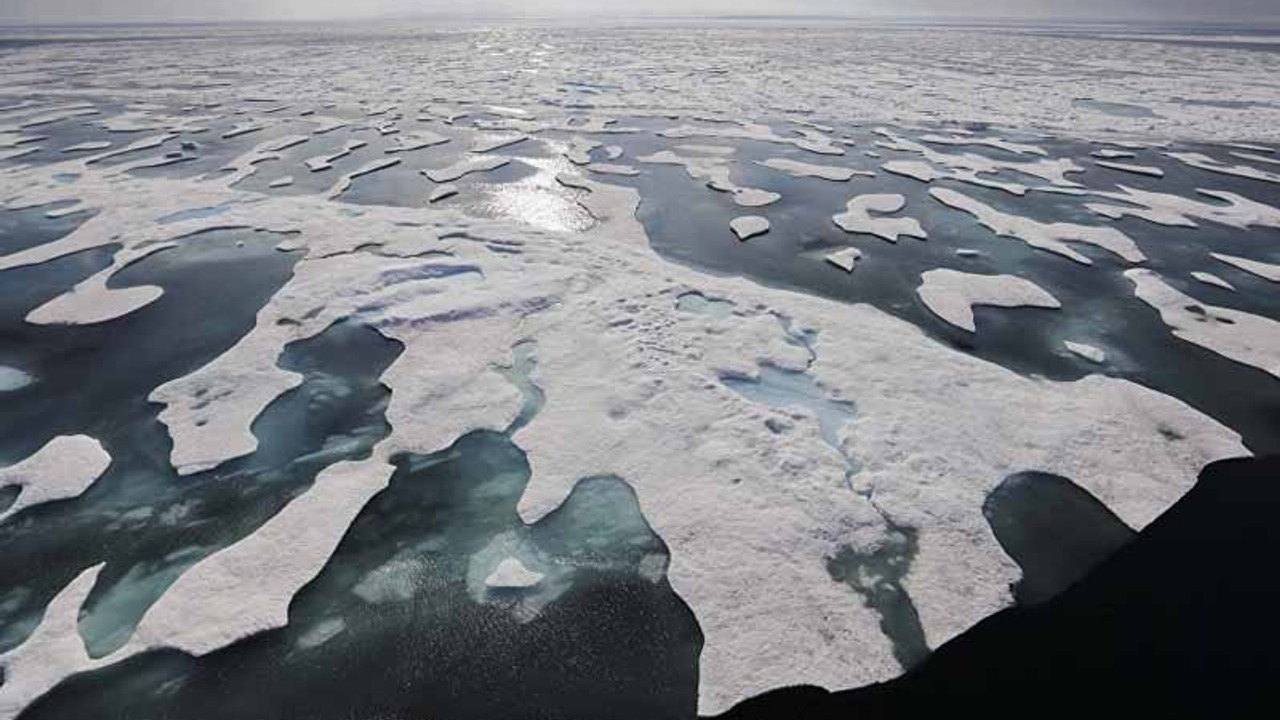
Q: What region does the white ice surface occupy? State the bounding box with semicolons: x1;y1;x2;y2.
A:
832;194;926;243
1211;252;1280;283
1127;269;1280;379
0;436;111;522
917;268;1062;333
485;558;544;589
730;215;770;241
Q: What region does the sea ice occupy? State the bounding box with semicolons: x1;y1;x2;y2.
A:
1127;269;1280;379
832;194;926;243
423;155;510;183
0;436;111;521
730;216;770;241
917;269;1062;333
1211;253;1280;283
758;157;871;181
485;558;545;589
930;187;1144;264
1064;341;1107;364
1192;271;1235;291
825;247;861;273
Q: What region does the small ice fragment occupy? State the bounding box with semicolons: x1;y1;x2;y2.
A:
485;558;543;589
730;216;770;241
1065;341;1107;364
825;247;861;272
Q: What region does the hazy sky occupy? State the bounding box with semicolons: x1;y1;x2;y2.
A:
1;0;1277;24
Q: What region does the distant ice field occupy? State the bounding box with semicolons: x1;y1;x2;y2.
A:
0;20;1277;720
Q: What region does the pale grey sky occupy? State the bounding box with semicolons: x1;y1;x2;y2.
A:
1;0;1277;24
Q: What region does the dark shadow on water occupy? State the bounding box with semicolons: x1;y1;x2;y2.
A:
983;471;1136;606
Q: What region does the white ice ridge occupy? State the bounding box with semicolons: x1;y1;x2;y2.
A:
917;269;1062;333
304;139;368;172
1192;271;1235;291
1094;159;1165;178
918;133;1047;156
485;558;544;589
660;121;845;156
875;128;1084;196
1086;186;1280;230
327;157;401;199
757;157;871;181
730;216;770;241
832;194;926;243
825;247;861;272
1127;269;1280;379
471;133;528;153
422;154;510;183
1065;341;1107;364
638;147;780;207
1211;253;1280;283
930;187;1145;265
26;243;175;325
0;436;111;521
1165;151;1280;185
0;152;1248;717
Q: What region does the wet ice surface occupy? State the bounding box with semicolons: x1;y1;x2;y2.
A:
0;19;1277;720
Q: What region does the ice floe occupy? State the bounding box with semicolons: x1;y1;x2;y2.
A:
638;147;780;207
758;157;871;181
1211;253;1280;283
1127;269;1280;379
1064;341;1107;364
1086;186;1280;230
930;187;1144;265
917;269;1062;333
26;243;175;325
1192;271;1235;291
832;194;926;243
423;155;510;183
1165;151;1280;184
730;215;770;241
1094;159;1164;177
825;247;861;272
0;436;110;522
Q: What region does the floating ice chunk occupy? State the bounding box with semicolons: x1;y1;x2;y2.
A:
660;121;844;155
586;163;639;176
565;137;601;165
930;187;1144;265
304;139;368;172
1091;148;1136;159
918;133;1048;156
429;184;459;203
1126;268;1280;378
60;141;112;153
1165;151;1280;184
730;215;770;241
0;565;103;720
27;243;175;325
221;122;265;140
485;558;544;589
1229;151;1280;167
17;106;98;128
918;269;1062;333
956;248;983;258
384;130;450;154
309;116;349;134
84;133;176;165
327;157;401;199
1192;271;1235;291
604;145;624;160
832;194;926;243
638;148;780;207
757;157;871;181
268;175;294;188
825;247;861;272
882;160;943;183
875;127;1083;192
471;133;527;153
1225;143;1275;154
1064;341;1107;363
1086;186;1280;230
125;458;395;655
422;155;509;183
1095;160;1165;177
262;134;309;153
1211;252;1280;282
0;436;110;521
